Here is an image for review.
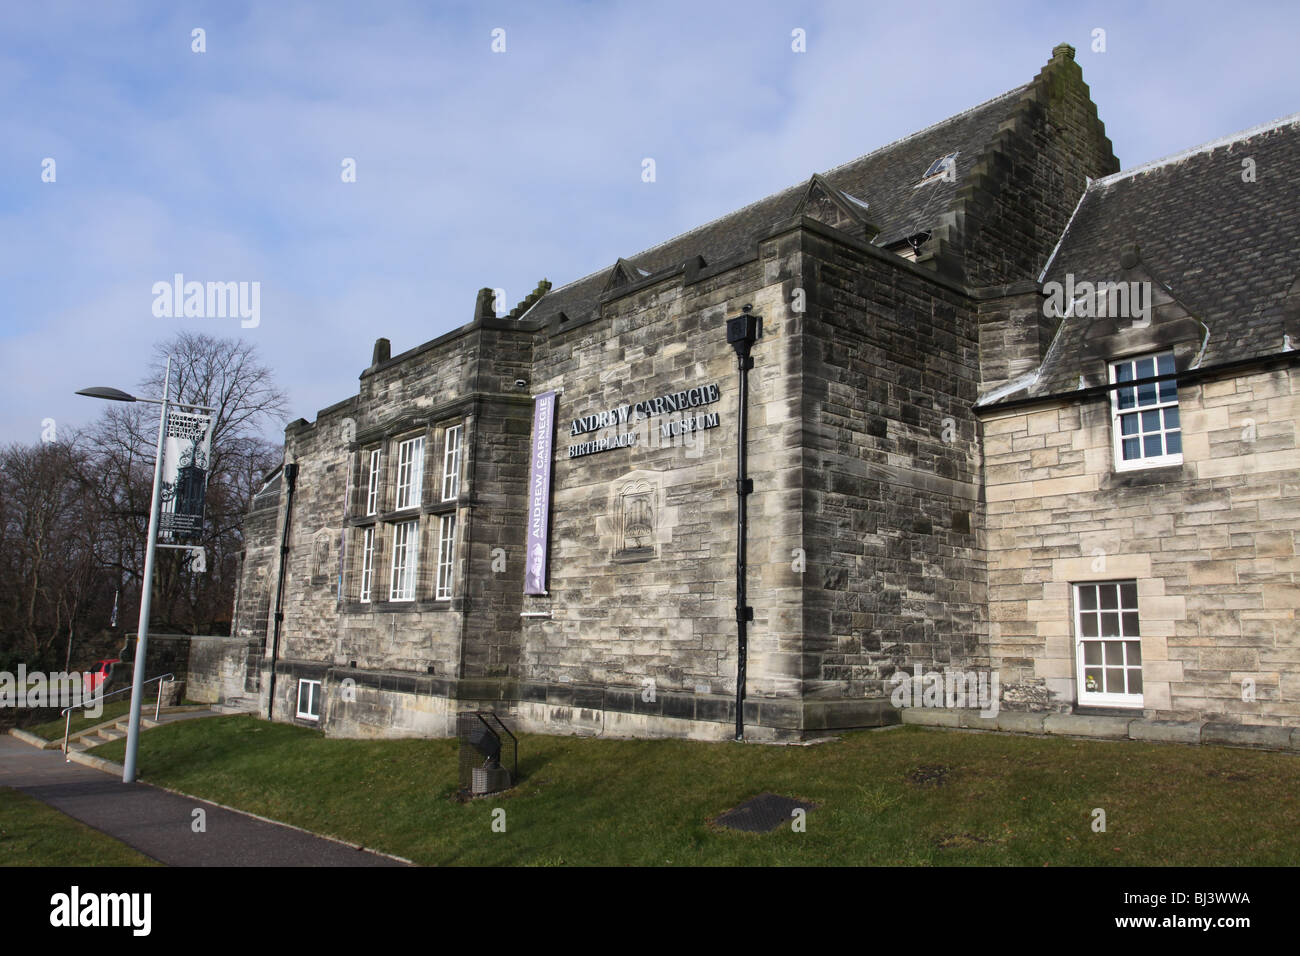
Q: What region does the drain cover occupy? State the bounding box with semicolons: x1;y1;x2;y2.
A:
714;793;817;833
907;765;950;787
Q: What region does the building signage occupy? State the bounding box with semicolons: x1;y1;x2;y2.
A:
159;409;212;542
525;391;557;595
567;382;722;458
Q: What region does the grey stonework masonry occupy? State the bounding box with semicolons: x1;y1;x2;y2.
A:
229;43;1299;744
902;707;1300;754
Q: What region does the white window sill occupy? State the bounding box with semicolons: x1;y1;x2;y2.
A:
1114;454;1182;473
1079;694;1143;709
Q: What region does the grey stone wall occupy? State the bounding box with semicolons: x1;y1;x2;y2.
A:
975;282;1056;392
522;236;803;709
231;477;280;653
186;635;260;707
798;222;988;700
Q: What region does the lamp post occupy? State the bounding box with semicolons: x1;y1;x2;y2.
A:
76;358;213;783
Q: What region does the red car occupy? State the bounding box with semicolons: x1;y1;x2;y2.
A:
83;659;120;697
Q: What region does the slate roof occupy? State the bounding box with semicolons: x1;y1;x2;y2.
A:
521;84;1030;328
1010;113;1300;401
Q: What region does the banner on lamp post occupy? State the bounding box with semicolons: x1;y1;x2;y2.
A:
525;391;556;595
158;409;212;543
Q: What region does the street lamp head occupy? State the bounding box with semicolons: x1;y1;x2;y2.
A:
76;386;137;403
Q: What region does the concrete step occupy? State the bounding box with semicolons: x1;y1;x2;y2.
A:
7;728;53;749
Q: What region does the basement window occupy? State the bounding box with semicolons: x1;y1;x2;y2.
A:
296;679;322;720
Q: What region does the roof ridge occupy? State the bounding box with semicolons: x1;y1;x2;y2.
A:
539;83;1031;300
817;83;1029;178
1093;111;1300;188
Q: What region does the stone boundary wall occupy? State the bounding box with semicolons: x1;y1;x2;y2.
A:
903;706;1300;752
186;636;261;709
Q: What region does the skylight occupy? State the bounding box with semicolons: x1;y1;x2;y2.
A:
920;151;959;181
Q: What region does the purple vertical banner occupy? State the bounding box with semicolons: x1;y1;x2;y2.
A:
525;390;556;595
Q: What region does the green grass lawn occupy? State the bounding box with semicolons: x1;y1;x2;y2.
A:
91;715;1300;866
0;787;158;867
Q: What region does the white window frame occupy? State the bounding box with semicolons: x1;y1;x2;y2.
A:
365;449;381;516
436;513;456;600
1109;352;1182;472
389;519;420;602
442;424;464;501
394;436;425;510
359;526;375;603
296;679;322;720
1073;581;1144;708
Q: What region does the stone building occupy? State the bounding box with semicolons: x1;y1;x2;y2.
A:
229;44;1300;744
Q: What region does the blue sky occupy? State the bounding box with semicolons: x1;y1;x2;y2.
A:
3;0;1297;445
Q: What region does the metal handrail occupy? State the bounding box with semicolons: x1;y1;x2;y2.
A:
61;673;176;758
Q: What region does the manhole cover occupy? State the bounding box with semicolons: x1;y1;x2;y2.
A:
936;832;991;849
714;793;817;833
907;765;950;787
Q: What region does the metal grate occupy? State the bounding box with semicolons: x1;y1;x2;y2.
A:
714;793;817;833
456;711;517;796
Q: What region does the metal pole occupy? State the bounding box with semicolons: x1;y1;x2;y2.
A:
734;348;750;741
266;462;299;720
122;357;170;784
726;305;758;742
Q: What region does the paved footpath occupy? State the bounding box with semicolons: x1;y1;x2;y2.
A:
0;732;407;866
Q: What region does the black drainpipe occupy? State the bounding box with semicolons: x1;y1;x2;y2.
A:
267;461;299;719
726;305;760;740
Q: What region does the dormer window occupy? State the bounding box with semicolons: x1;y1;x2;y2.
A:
1109;352;1182;471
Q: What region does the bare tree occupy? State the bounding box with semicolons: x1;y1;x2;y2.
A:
0;439;113;669
86;332;288;635
144;332;288;471
0;332;289;670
